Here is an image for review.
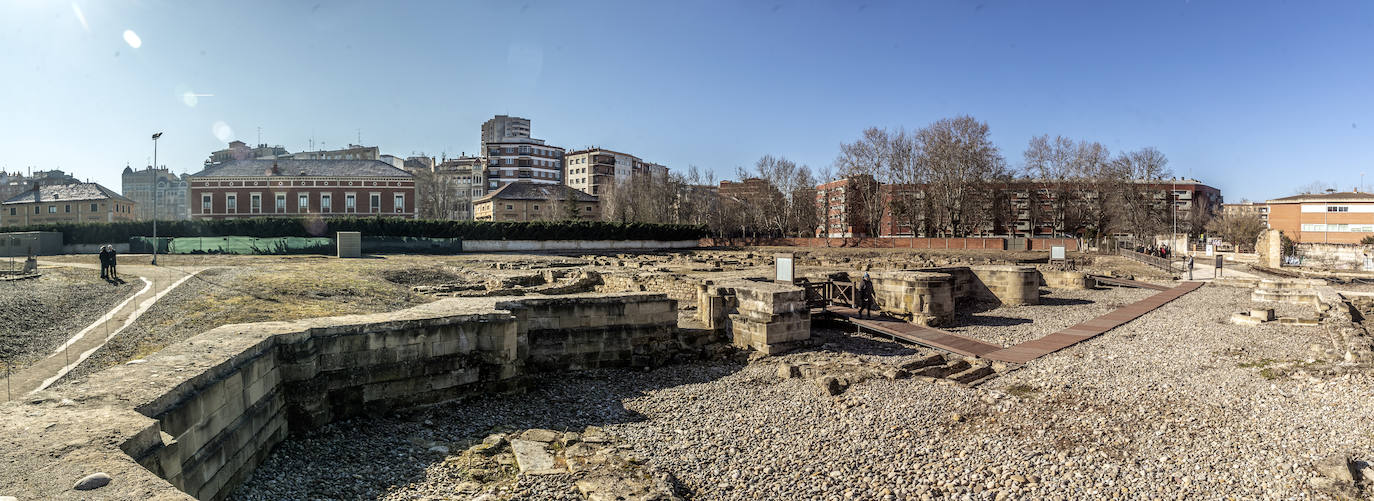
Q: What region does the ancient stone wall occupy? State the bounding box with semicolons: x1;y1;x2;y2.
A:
969;266;1040;305
598;271;701;306
0;293;679;501
1039;270;1093;290
868;271;955;326
719;280;810;355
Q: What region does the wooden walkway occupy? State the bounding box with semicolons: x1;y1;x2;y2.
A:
829;306;1002;357
1089;275;1171;291
824;281;1204;364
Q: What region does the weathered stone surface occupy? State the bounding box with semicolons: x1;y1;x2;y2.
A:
1316;454;1356;485
510;439;562;475
73;472;111;491
777;362;800;379
520;428;561;443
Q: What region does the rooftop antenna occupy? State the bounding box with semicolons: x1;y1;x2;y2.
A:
357;129;361;145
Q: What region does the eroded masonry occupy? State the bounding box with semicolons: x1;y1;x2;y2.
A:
3;250;1371;500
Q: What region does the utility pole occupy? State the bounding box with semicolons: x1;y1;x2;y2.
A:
151;132;162;265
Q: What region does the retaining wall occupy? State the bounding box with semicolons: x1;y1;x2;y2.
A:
462;240;698;252
0;293;681;501
869;271;956;326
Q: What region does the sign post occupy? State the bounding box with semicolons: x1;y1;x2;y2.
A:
774;253;795;284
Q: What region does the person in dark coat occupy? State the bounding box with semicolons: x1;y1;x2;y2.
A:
98;245;111;279
107;245;119;280
856;273;875;319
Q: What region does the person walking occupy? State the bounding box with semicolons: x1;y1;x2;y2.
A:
98;245;111;279
856;273;875;319
1186;254;1194;280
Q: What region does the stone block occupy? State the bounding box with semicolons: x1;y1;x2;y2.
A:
1250;309;1276;321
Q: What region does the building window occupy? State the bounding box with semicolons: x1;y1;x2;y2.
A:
370;193;381;213
64;205;70;213
532;205;539;211
90;203;97;212
276;193;286;213
393;194;404;213
7;208;13;216
202;195;212;213
250;194;262;213
226;194;237;214
34;206;39;214
298;194;309;212
1328;206;1350;212
345;194;356;213
506;204;513;210
321;194;332;213
48;205;56;213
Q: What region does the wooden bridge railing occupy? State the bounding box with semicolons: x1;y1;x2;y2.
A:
1118;248;1175;272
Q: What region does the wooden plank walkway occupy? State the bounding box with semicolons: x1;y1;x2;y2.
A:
822;281;1204;364
1089;275;1171;291
827;306;1003;357
981;281;1204;363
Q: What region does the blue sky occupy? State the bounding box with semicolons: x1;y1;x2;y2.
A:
2;1;1371;202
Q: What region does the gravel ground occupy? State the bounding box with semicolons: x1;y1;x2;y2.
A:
51;267;246;387
0;267;137;372
231;283;1373;500
946;287;1155;346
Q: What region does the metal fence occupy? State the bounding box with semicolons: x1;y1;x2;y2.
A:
1118;248;1175;272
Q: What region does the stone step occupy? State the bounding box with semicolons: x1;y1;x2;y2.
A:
900;353;946;371
947;364;995;384
912;359;969;378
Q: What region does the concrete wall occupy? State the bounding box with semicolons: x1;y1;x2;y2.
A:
0;293;680;501
1293;243;1372;271
462;240;698;252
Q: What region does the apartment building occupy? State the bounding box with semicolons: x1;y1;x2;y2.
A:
1265;191;1374;244
472;182;598;222
1;182;136;228
1222;202;1270;226
481;115;532;144
288;144;380;161
432;156;487;220
188;159;415;220
0;169;81;202
563;148;668;196
122;165;191;221
205;141;289;166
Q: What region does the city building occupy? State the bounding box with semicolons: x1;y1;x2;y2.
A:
429;156;487;220
1265;191;1374;244
122;165;191;221
478;115;565;190
1;182;136;228
288;144;380;161
188;159;415;220
563;148;667;196
205;141;290;166
379;154;405;169
481;115;532;144
1222;201;1270;226
473;183;598;222
484;139;565;190
814;176;876;237
402;156;436;174
0;169;81;202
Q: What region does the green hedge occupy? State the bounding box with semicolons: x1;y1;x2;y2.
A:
5;217;708;245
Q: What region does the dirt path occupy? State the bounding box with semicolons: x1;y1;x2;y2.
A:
3;263;205;401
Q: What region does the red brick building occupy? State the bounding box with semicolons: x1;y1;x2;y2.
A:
189;159;415;220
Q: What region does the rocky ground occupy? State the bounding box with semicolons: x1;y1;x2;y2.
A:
231;283;1374;500
0;267;137;373
947;287;1154;346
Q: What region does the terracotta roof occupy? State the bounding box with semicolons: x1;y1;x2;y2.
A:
1266;191;1374;203
475;182;597;203
2;182;132;205
190;159;412;178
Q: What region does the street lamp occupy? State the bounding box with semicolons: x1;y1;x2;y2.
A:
151;132;162;265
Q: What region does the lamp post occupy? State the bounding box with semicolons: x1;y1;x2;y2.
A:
151;132;162;265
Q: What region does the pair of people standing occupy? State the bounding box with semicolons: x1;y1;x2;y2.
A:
99;245;119;280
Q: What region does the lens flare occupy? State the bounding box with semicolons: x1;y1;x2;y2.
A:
122;29;142;48
182;91;198;107
212;121;234;142
72;4;89;31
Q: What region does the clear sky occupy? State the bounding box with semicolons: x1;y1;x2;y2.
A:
2;1;1371;202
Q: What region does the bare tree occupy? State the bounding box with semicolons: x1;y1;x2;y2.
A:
1205;212;1266;252
1296;181;1334;195
1110;147;1172;243
917;116;1005;236
835;128;893;237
